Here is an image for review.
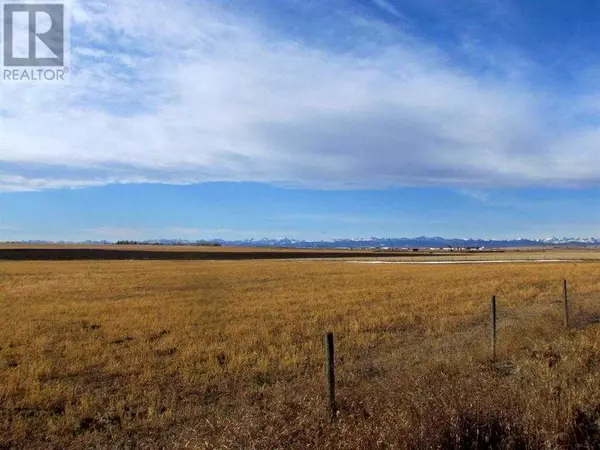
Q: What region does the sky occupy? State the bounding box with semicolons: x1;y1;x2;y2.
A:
0;0;598;241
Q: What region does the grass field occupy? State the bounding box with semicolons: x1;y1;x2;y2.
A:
1;244;599;261
2;258;600;448
0;245;498;262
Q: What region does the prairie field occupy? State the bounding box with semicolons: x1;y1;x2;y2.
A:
1;245;599;262
1;258;600;449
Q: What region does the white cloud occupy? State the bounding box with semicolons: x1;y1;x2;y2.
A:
0;0;599;192
0;174;119;192
370;0;406;19
458;189;491;203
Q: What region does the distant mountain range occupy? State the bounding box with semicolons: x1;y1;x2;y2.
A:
9;236;600;248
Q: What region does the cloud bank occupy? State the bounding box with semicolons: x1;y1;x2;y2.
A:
1;0;599;192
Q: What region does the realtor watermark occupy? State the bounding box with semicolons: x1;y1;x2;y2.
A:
1;0;70;83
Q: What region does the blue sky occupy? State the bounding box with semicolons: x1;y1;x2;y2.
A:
0;0;598;241
0;184;598;241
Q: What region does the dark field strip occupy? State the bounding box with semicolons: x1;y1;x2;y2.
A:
0;248;476;261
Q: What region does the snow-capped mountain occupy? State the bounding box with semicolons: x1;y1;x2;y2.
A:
209;236;599;249
8;236;599;248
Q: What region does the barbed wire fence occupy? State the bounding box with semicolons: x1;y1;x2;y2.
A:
321;278;600;419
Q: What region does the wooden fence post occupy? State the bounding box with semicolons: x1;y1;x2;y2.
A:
563;279;569;328
490;296;497;361
324;332;337;420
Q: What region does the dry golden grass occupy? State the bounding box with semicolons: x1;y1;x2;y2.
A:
1;259;600;449
1;244;599;260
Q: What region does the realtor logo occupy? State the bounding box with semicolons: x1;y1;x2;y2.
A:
1;1;70;82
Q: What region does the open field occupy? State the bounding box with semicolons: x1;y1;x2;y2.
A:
0;244;599;262
2;259;600;448
0;245;478;261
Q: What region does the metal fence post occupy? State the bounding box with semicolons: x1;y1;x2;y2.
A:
491;296;497;361
324;332;337;419
563;279;569;328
